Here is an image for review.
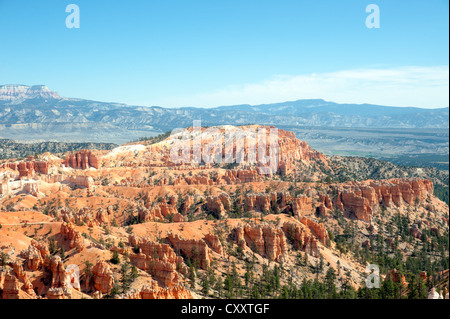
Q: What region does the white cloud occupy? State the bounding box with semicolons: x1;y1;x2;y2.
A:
156;66;449;109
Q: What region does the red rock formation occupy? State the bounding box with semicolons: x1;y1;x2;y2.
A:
19;241;47;271
10;260;36;298
57;206;111;227
139;196;179;222
282;221;321;257
117;281;193;299
181;195;195;215
92;262;114;294
1;271;20;299
22;246;44;271
292;196;313;217
129;235;184;287
206;194;231;219
95;207;111;226
385;268;407;287
334;179;434;222
172;213;187;223
216;169;261;184
204;233;223;255
245;193;275;213
337;190;373;222
23;279;36;298
48;256;67;288
0;159;51;178
47;287;71;299
300;217;329;245
167;232;210;269
64;150;99;169
235;223;287;262
277;130;329;175
0;181;9;195
316;194;333;217
319;194;333;210
12;261;25;279
61;222;85;251
18;162;35;178
183;174;214;186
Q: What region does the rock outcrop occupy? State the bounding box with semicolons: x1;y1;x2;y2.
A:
47;287;72;299
292;196;314;217
206;194;231;219
282;221;321;257
0;84;60;101
63;150;99;169
19;242;45;271
139;196;179;222
204;233;223;255
129;235;184;287
234;223;287;262
56;206;111;227
167;233;210;269
61;222;85;251
0;159;51;178
334;179;434;222
385;268;407;287
92;262;115;294
48;256;67;288
1;271;20;299
116;281;193;299
299;217;329;246
277;130;329;175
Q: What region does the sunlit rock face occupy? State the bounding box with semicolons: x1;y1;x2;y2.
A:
0;84;61;101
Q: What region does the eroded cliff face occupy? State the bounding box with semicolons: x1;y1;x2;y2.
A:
138;196;179;222
61;222;85;251
63;150;99;170
333;179;434;222
204;233;223;255
19;240;47;271
55;206;111;227
0;271;20;299
0;158;50;178
0;84;61;101
234;223;287;262
92;262;114;294
129;234;184;287
277;129;329;175
167;232;211;270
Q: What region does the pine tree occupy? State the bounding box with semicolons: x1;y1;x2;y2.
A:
202;276;210;296
0;252;7;270
110;250;120;264
119;262;132;293
325;267;337;298
215;277;223;298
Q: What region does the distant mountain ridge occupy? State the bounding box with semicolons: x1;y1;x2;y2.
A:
0;84;61;101
0;84;448;143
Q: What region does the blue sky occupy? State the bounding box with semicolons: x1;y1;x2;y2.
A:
0;0;448;108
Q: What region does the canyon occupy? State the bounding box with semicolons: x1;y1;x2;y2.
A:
0;125;448;299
